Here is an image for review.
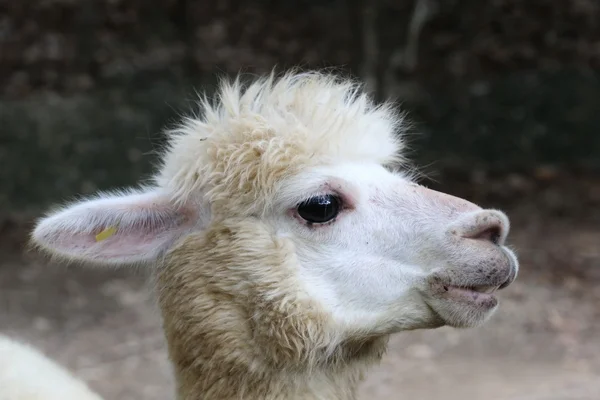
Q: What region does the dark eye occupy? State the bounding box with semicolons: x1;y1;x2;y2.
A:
297;195;341;224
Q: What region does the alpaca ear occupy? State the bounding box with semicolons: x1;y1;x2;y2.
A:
31;188;202;266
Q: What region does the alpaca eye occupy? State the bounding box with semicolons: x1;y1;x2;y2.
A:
297;195;341;223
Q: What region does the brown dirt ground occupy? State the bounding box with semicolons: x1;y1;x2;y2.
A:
1;182;599;400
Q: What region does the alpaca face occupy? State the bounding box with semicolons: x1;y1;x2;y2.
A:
265;162;518;332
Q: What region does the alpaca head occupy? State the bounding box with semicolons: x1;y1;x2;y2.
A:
31;72;518;368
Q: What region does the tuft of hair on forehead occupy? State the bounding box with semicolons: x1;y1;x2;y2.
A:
154;69;409;212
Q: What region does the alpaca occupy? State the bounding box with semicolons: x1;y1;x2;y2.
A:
0;335;102;400
18;71;518;399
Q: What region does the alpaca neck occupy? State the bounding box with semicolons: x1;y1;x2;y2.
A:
156;228;388;399
167;334;388;400
157;263;388;399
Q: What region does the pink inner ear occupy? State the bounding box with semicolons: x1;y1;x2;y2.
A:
33;190;200;264
54;217;194;260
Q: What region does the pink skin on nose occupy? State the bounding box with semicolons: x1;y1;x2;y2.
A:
412;185;481;214
412;185;509;243
415;185;511;246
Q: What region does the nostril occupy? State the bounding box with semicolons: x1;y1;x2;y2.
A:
450;210;510;245
473;226;501;245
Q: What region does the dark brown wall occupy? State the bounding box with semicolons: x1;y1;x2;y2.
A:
2;0;599;213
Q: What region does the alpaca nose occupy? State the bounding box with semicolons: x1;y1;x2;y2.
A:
412;185;510;246
466;222;502;244
453;210;510;246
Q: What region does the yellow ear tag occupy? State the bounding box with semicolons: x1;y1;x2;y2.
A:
95;226;117;242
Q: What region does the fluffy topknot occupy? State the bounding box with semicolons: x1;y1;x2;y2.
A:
155;70;407;214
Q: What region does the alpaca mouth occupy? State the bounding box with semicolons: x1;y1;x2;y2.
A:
441;284;500;301
439;262;516;301
443;285;499;294
436;245;518;299
427;254;517;306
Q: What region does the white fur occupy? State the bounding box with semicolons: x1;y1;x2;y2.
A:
0;335;102;400
271;162;519;334
155;71;407;210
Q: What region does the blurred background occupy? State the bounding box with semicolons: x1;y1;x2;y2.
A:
1;1;599;399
